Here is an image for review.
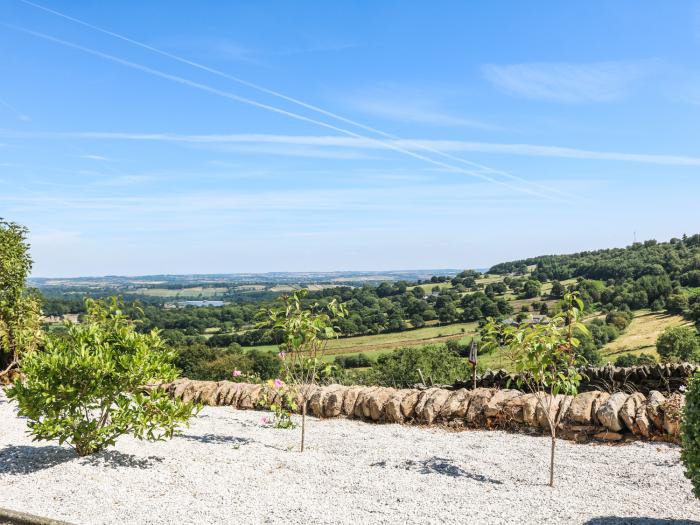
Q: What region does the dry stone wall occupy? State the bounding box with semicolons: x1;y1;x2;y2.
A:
162;379;686;443
460;362;697;394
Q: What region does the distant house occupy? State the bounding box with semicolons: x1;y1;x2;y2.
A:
41;313;80;324
501;315;549;327
177;300;227;308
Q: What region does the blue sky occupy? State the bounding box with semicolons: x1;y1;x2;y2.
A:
1;1;700;277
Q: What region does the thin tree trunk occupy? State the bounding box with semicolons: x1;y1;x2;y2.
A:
549;434;556;487
300;401;307;453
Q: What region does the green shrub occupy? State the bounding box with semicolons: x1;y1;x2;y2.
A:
657;326;700;363
334;353;372;369
174;345;281;381
445;339;471;357
614;353;657;367
0;219;43;381
605;311;632;331
7;299;197;456
368;344;470;387
668;293;689;314
682;372;700;498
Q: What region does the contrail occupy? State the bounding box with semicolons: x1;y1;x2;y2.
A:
0;96;30;121
4;24;558;200
17;0;572;200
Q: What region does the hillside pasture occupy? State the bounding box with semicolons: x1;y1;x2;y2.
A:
602;310;692;360
406;282;453;294
539;277;578;295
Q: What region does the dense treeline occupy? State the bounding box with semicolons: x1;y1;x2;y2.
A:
490;235;700;282
491;235;700;316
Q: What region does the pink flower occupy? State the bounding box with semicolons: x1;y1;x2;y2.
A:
232;370;242;377
260;416;270;424
278;351;286;360
273;378;284;388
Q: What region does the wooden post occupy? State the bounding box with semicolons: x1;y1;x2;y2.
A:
469;339;478;390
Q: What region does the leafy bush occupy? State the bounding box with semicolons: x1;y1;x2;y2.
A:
573;330;602;366
368;344;470;387
614;353;657;367
605;311;633;331
0;219;42;381
445;339;474;357
682;372;700;498
7;299;197;456
174;344;281;381
668;293;690;314
334;353;372;369
657;326;700;363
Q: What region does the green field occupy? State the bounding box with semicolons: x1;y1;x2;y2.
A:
245;321;479;358
477;274;506;284
540;277;578;295
407;282;453;293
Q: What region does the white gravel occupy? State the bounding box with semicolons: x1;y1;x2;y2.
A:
1;389;699;525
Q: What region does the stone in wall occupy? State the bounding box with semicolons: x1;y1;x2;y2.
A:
368;387;395;422
341;386;363;417
385;389;414;423
522;392;545;427
646;391;666;429
439;389;471;420
535;395;567;431
619;392;646;435
416;388;450;424
484;389;521;419
464;388;495;426
596;392;629;432
323;385;347;418
399;390;420;420
354;387;380;419
500;392;531;425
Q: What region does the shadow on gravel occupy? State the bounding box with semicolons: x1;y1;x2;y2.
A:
81;450;164;469
0;444;75;474
372;457;503;485
182;432;291;451
180;433;252;446
586;518;700;525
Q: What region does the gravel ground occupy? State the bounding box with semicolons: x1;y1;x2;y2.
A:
1;389;699;525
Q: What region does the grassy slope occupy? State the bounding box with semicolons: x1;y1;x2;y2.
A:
475;310;692;370
601;309;692;360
